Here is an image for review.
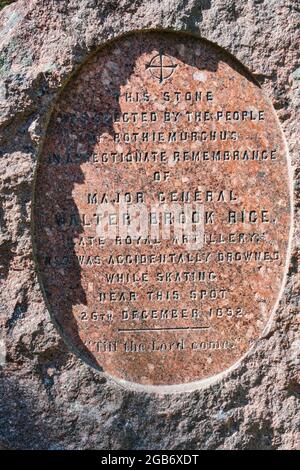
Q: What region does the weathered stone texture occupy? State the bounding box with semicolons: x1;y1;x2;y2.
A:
0;0;299;449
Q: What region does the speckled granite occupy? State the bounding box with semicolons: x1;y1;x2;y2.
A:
34;32;290;388
0;0;299;450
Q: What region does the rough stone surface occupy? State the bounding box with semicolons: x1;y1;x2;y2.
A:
0;0;299;450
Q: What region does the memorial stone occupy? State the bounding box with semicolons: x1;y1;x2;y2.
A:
0;0;299;450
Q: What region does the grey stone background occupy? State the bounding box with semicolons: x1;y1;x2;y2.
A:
0;0;299;450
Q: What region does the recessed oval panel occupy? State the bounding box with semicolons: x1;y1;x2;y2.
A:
33;32;291;387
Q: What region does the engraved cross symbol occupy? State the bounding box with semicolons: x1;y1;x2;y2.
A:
146;49;178;83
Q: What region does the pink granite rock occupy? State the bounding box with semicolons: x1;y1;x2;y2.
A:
0;0;299;450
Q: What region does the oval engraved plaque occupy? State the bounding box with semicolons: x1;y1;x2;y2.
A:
34;32;291;387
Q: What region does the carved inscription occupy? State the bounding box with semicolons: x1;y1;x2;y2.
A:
34;33;291;386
